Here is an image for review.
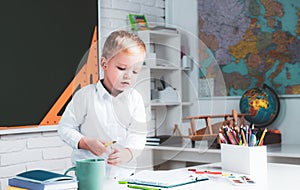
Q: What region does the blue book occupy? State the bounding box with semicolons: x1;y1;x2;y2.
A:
8;170;77;190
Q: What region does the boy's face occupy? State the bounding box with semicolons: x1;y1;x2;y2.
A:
102;51;145;96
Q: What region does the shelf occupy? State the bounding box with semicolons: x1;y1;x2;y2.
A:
150;101;192;107
150;65;179;70
137;30;193;137
147;30;179;37
182;102;192;106
145;144;300;165
182;67;192;71
0;125;58;135
150;101;181;106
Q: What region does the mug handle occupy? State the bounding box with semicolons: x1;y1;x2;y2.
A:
64;166;76;175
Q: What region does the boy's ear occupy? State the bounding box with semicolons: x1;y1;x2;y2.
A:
100;57;108;70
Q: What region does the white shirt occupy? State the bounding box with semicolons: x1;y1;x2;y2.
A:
58;80;147;179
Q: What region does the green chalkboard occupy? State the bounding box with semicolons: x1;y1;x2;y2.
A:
0;0;98;126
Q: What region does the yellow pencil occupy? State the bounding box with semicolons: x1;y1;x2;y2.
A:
6;186;28;190
258;128;267;146
104;140;117;147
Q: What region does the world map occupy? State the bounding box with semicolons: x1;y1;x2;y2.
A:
198;0;300;96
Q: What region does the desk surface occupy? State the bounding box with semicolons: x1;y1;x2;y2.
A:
104;163;300;190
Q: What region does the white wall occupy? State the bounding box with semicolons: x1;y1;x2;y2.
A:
0;1;165;189
197;96;300;145
166;0;300;145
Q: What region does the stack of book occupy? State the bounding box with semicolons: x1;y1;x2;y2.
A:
7;169;78;190
146;135;182;146
146;136;161;146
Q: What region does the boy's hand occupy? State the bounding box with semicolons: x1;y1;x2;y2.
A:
107;147;133;165
78;137;108;156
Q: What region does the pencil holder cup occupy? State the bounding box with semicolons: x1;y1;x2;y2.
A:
221;144;267;176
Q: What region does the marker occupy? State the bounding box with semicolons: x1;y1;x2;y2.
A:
240;129;247;146
245;125;249;145
218;132;228;144
104;140;117;147
250;134;256;146
248;125;252;145
127;184;161;190
226;130;237;145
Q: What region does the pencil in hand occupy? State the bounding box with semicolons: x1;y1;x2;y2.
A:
104;140;117;147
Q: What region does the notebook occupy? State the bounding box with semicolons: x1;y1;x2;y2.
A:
14;170;74;184
126;170;209;188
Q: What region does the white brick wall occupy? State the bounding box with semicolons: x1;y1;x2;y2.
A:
0;131;73;190
99;0;165;36
1;149;42;166
27;136;64;148
0;1;165;189
0;139;26;153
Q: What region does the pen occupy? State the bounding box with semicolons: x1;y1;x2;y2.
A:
127;184;161;190
104;140;117;147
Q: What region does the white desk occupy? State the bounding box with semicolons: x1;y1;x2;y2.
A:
104;163;300;190
147;144;300;167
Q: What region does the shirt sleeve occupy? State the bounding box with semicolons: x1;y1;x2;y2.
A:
125;91;147;157
57;90;87;149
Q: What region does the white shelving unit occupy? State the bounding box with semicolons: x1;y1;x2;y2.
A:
135;30;194;137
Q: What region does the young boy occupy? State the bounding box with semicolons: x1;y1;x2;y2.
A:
58;30;147;179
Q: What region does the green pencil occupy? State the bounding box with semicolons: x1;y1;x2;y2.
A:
127;184;161;190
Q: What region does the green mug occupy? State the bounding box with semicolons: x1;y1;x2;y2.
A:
65;158;105;190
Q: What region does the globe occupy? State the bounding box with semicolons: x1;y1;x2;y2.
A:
239;84;280;128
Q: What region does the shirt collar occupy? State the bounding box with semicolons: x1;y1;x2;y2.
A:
96;80;131;99
96;80;111;99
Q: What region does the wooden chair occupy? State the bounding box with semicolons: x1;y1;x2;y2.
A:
182;110;251;147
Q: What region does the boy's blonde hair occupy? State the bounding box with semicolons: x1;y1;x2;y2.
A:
102;30;146;60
